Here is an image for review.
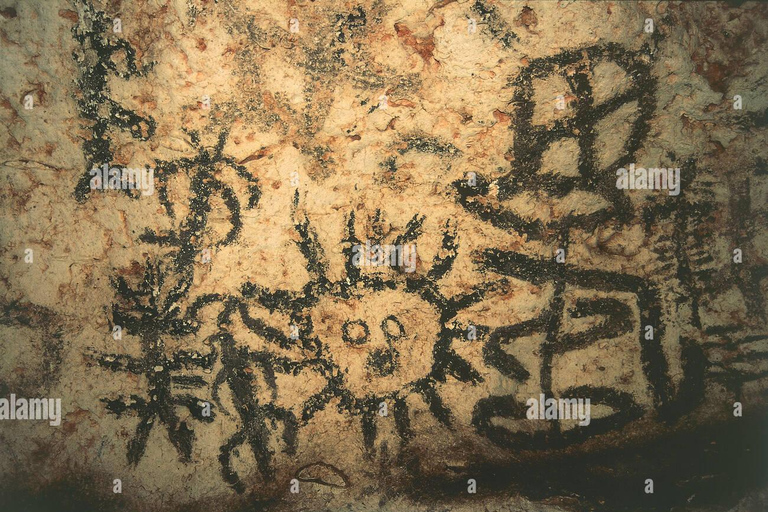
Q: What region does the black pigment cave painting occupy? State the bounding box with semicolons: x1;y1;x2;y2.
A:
454;42;658;239
68;1;768;504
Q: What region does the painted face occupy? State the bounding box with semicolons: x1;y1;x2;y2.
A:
310;288;440;397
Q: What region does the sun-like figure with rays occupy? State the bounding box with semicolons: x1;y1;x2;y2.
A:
239;194;508;460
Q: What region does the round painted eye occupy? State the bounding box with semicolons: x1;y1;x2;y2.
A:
342;319;370;346
381;315;405;341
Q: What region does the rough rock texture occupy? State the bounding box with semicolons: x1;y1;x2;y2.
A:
1;1;767;511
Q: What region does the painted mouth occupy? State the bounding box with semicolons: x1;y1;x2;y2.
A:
366;347;399;377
